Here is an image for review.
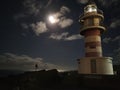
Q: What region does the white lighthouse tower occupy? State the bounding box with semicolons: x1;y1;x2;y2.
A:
78;0;114;75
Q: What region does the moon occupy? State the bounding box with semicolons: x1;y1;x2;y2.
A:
48;15;59;24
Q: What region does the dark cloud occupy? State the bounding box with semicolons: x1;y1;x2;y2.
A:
103;37;111;44
14;0;53;19
113;48;120;64
77;0;89;4
23;0;45;15
45;0;53;8
110;20;120;29
0;53;71;71
21;23;29;29
112;36;120;42
98;0;119;7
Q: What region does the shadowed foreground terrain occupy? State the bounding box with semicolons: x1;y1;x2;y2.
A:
0;69;120;90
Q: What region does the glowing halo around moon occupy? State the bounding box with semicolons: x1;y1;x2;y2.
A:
48;15;59;24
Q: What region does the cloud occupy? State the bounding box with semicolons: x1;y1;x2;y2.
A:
45;0;53;8
112;36;120;41
58;6;73;28
14;0;45;20
103;35;120;44
49;32;83;41
77;0;89;4
0;53;43;71
49;32;69;40
0;53;70;71
50;6;73;28
110;20;120;29
22;0;58;16
53;6;71;18
23;0;42;15
15;2;73;36
98;0;107;6
60;6;70;14
31;21;48;36
30;6;73;36
14;0;54;20
114;48;120;53
14;13;27;20
58;17;73;28
113;48;120;64
65;34;83;41
98;0;119;7
21;23;29;29
102;37;111;44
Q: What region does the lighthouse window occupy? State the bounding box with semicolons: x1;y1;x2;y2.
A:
94;18;99;25
90;45;96;49
91;59;96;73
84;5;97;13
86;18;94;26
88;19;93;26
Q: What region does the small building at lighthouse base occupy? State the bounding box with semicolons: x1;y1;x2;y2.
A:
78;57;114;75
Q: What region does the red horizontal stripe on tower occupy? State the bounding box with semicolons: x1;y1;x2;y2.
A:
85;52;102;57
85;29;101;37
85;42;101;47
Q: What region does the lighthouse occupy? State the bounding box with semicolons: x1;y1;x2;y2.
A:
78;1;114;75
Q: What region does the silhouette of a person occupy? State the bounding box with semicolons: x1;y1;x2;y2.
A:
35;64;38;71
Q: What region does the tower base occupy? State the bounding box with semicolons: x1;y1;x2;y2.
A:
78;57;114;75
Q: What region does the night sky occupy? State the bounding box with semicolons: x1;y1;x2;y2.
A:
0;0;120;71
